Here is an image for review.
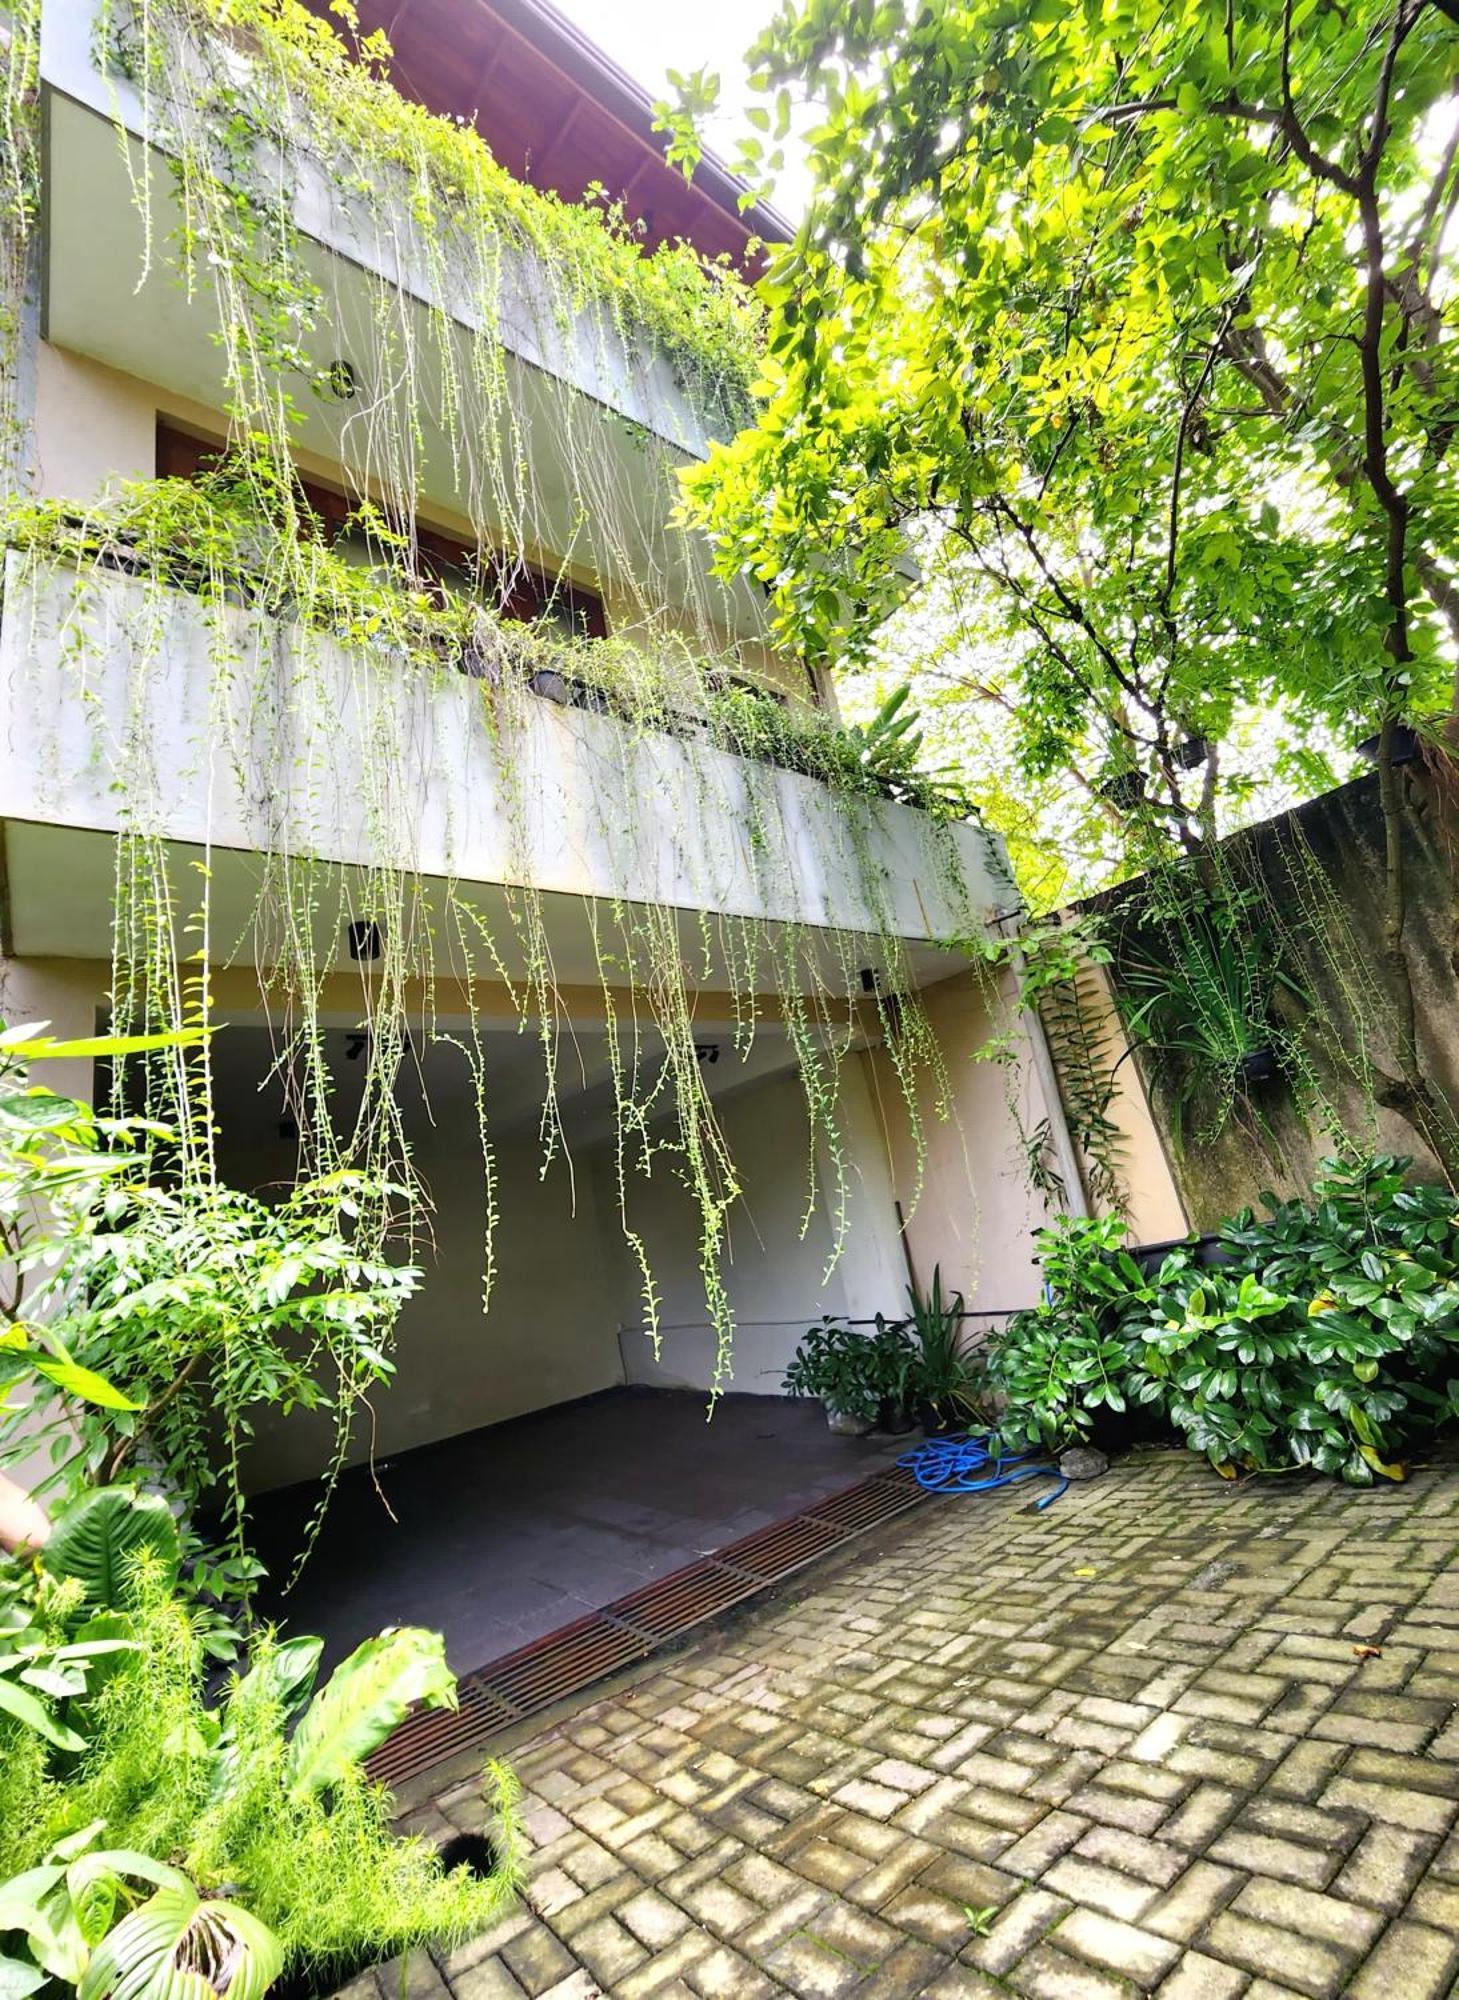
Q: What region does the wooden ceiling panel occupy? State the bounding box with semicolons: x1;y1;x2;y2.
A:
301;0;791;269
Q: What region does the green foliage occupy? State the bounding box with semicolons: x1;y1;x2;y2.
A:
903;1266;981;1424
783;1315;887;1422
1128;1156;1459;1480
686;0;1459;903
989;1157;1459;1480
988;1216;1154;1453
0;1558;521;1997
785;1267;983;1424
1114;891;1310;1146
42;1491;180;1612
283;1628;456;1803
0;1021;419;1602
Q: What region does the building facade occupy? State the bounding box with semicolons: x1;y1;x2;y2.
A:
0;0;1181;1492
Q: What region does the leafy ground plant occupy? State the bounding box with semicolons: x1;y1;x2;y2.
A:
1125;1157;1459;1483
986;1216;1155;1453
0;1487;521;2000
989;1157;1459;1482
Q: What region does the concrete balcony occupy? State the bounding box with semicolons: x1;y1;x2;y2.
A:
0;555;1005;982
36;0;767;639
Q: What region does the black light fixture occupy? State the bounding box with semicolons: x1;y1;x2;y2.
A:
347;918;383;962
318;358;359;402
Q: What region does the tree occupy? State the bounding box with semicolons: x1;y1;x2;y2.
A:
682;0;1459;1174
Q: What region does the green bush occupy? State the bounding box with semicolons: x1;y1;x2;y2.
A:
986;1214;1154;1453
1126;1156;1459;1482
988;1157;1459;1482
0;1491;521;2000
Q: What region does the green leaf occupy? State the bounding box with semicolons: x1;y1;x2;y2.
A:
284;1627;457;1800
0;1954;46;2000
0;1674;86;1751
31;1360;143;1412
78;1883;281;2000
43;1489;180;1608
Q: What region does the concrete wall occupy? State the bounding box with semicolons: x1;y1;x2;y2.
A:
866;970;1057;1316
210;1026;626;1492
1066;768;1459;1232
0;558;1000;960
612;1059;909;1395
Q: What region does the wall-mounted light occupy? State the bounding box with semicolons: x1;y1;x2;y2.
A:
317;358;359;402
347;918;382;962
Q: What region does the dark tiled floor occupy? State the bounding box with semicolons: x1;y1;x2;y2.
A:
247;1387;907;1671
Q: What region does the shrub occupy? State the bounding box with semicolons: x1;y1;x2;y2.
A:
0;1489;521;1999
986;1215;1154;1453
988;1157;1459;1482
1125;1156;1459;1482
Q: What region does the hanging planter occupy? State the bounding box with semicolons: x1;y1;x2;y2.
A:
1098;768;1146;810
1173;735;1209;771
1238;1046;1280;1085
1356;724;1421;766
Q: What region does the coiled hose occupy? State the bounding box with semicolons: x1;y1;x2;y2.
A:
897;1432;1067;1509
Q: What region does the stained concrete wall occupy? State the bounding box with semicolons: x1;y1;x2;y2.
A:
1073;768;1459;1232
866;969;1060;1317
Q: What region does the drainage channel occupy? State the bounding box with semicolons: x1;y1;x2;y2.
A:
366;1463;932;1788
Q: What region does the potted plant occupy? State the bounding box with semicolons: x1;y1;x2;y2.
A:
1114;901;1308;1143
783;1317;881;1433
905;1267;981;1435
865;1313;919;1434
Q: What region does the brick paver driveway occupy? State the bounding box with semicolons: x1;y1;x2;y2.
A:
396;1448;1459;1999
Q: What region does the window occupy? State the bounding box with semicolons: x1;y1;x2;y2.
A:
155;420;607;638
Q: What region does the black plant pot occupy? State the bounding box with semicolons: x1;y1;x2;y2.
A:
266;1835;501;2000
917;1399;963;1439
1356;725;1421;766
1098;770;1146;810
1239;1046;1280;1084
877;1396;916;1436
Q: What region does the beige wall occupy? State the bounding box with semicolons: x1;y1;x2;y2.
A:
865;971;1057;1314
0;955;106;1104
611;1060;908;1395
1064;963;1189;1242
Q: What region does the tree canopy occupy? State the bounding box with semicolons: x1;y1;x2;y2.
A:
681;0;1459;895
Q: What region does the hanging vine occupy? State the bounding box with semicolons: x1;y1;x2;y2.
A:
0;0;990;1486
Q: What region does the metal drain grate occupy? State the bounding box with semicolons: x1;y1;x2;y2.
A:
365;1463;930;1788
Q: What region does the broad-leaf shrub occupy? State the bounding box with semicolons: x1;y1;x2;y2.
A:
989;1158;1459;1481
987;1215;1154;1453
1127;1157;1459;1482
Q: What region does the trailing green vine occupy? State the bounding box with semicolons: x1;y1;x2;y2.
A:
0;0;989;1474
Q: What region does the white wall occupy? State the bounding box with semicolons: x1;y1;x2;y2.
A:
213;1029;626;1493
611;1061;909;1396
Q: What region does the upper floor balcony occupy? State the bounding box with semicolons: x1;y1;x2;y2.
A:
36;0;770;644
0;550;1007;985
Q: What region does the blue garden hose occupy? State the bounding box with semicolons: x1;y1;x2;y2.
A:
897;1432;1068;1509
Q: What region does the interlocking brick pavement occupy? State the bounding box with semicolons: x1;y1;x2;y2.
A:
358;1447;1459;1998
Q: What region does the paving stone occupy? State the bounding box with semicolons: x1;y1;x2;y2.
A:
1342;1920;1458;2000
1201;1913;1348;1998
401;1450;1459;2000
448;1963;528;2000
1153;1952;1248;1999
1055;1908;1181;1985
1005;1941;1141;1998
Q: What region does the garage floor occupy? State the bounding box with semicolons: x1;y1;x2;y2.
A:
246;1387;908;1671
